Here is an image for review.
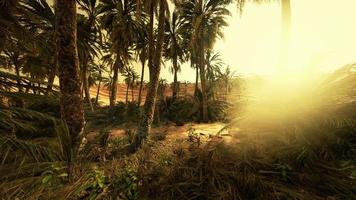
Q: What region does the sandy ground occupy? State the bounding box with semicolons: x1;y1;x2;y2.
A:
85;123;231;145
90;83;196;105
105;122;232;143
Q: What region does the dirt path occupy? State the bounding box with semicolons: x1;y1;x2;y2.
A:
107;122;230;141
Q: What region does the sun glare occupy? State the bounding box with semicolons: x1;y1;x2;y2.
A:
214;0;356;123
210;0;356;79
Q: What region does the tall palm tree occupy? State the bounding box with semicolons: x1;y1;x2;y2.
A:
77;0;102;111
217;66;234;98
124;69;131;104
130;68;140;102
20;0;57;93
123;66;140;103
130;0;169;151
98;0;146;108
55;0;84;150
100;48;116;102
77;14;101;111
90;62;108;104
163;10;186;100
205;51;226;100
177;0;232;122
135;28;148;106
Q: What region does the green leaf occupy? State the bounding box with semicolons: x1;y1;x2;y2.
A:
58;173;68;177
42;174;53;184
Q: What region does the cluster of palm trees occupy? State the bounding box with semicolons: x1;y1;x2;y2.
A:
123;66;140;103
0;0;291;151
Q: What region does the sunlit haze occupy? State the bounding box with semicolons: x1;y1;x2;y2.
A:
165;0;356;82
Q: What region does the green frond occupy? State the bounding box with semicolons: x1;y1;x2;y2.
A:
0;136;64;165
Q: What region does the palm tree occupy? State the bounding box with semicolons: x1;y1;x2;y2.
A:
123;65;140;104
100;47;116;103
219;66;234;98
21;0;103;99
123;69;131;104
1;42;26;92
98;0;146;108
77;14;101;111
130;68;140;102
155;78;168;124
177;0;232;122
0;0;21;51
205;51;226;100
21;0;57;93
135;28;148;106
77;0;102;111
55;0;84;151
90;62;108;105
130;0;169;151
163;10;186;100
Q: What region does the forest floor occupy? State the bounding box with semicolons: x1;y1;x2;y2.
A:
86;122;231;145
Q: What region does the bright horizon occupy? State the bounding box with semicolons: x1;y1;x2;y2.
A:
157;0;356;82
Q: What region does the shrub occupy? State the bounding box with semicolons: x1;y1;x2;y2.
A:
167;96;200;125
86;102;142;128
207;100;231;122
111;167;139;200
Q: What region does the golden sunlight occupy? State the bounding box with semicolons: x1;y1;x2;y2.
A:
211;0;356;78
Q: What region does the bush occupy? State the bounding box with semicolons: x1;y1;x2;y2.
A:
109;102;128;124
167;96;200;125
126;102;141;122
111;167;139;200
86;102;142;127
207;100;231;122
162;96;231;125
27;98;61;118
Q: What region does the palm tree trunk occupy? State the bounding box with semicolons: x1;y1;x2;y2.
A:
199;41;208;122
172;56;178;100
173;69;178;99
95;79;101;105
154;101;160;124
279;0;291;69
110;58;120;108
25;83;31;93
46;64;57;93
138;61;145;105
131;84;134;102
56;0;84;152
281;0;291;43
194;64;199;95
147;1;155;73
38;82;41;94
14;64;22;92
82;64;93;111
47;38;58;94
31;74;37;94
131;0;165;152
125;82;129;104
95;71;102;105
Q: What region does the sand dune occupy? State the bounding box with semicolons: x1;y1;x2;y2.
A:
90;83;196;105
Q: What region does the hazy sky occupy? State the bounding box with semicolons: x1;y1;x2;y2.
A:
165;0;356;82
